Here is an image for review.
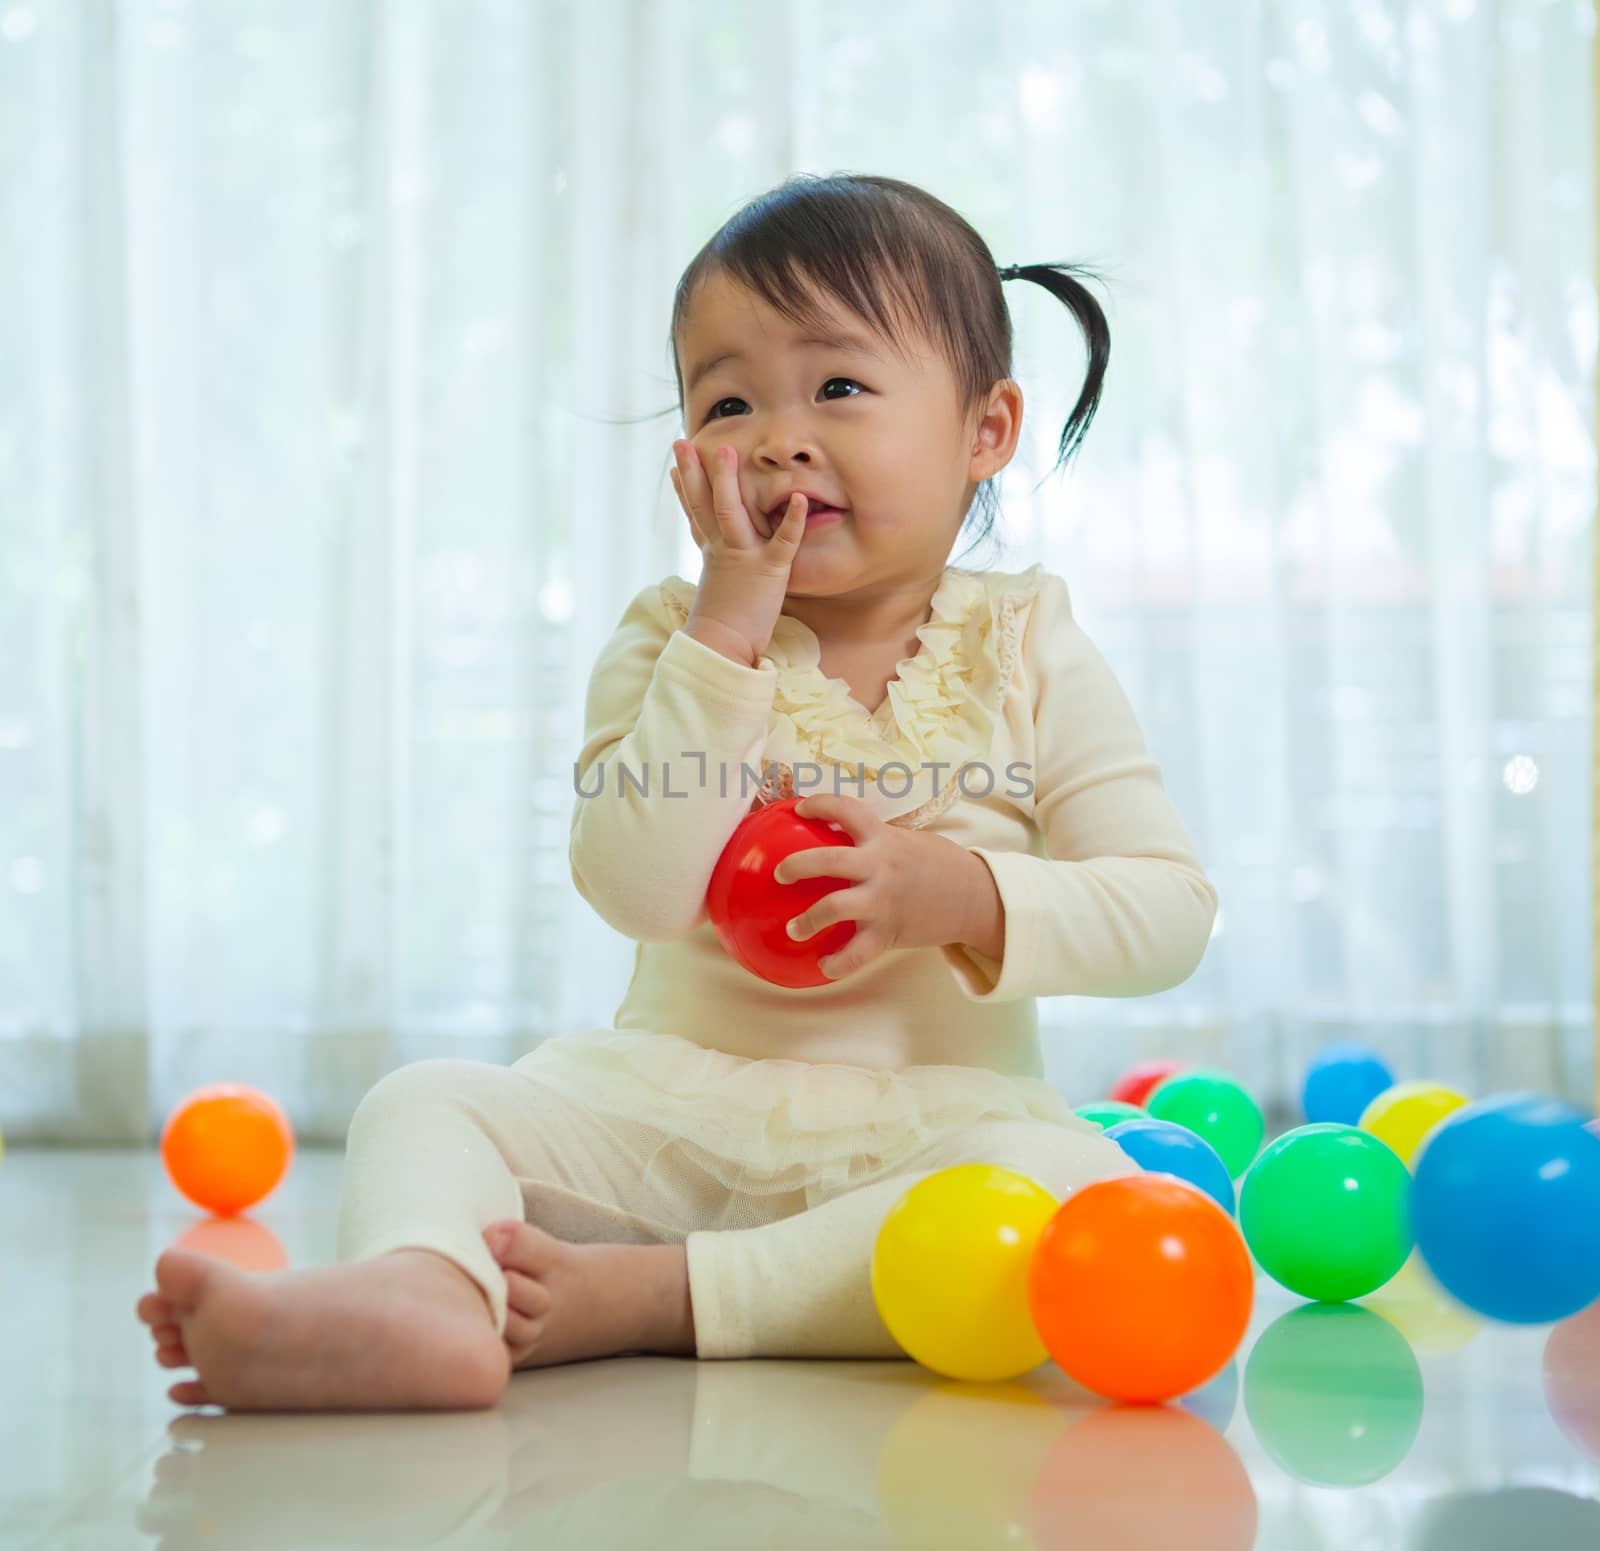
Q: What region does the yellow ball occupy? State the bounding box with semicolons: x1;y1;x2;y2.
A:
1359;1081;1469;1167
871;1164;1059;1382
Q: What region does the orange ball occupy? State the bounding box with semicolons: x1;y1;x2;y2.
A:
160;1084;294;1215
1028;1175;1253;1404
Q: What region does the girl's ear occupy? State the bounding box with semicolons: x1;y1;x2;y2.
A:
969;379;1023;482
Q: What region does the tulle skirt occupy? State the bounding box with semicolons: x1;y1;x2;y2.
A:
511;1027;1094;1204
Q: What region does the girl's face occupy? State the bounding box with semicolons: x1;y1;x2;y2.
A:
677;270;1019;597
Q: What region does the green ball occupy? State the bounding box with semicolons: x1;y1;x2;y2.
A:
1239;1123;1413;1301
1243;1303;1423;1486
1145;1068;1264;1178
1073;1100;1145;1131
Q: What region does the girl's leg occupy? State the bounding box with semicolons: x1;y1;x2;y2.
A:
336;1055;724;1336
137;1053;754;1410
684;1118;1138;1360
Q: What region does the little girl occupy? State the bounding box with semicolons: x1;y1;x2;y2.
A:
136;172;1218;1411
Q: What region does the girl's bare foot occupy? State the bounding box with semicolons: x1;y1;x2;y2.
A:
483;1219;696;1369
134;1246;510;1411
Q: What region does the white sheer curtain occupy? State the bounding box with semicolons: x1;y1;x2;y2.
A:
1;0;1592;1143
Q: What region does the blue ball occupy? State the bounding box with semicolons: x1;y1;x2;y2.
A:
1412;1092;1600;1324
1105;1117;1236;1216
1303;1042;1396;1125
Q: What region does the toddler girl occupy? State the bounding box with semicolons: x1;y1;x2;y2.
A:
135;172;1218;1410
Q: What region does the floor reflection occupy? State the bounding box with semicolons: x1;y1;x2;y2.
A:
1243;1302;1423;1487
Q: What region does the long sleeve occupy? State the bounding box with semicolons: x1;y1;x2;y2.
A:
941;573;1218;1002
569;584;780;942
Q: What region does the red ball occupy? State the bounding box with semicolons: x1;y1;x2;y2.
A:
1027;1175;1254;1404
1110;1059;1190;1108
705;797;857;988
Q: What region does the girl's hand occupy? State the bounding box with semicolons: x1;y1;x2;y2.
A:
669;438;808;663
777;793;984;981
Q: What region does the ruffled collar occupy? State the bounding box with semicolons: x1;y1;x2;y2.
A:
658;564;1046;818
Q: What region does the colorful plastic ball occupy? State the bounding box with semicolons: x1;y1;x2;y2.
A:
1073;1099;1145;1131
1109;1059;1189;1108
1027;1175;1253;1404
1358;1080;1469;1168
1243;1303;1423;1487
1145;1069;1264;1179
1302;1042;1395;1125
1239;1123;1412;1301
1104;1117;1235;1216
872;1165;1059;1381
705;796;856;988
1411;1092;1600;1324
160;1084;295;1215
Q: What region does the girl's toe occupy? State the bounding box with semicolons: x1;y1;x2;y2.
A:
485;1219;567;1278
156;1344;190;1369
503;1266;551;1319
168;1379;211;1407
504;1306;542;1352
137;1292;173;1326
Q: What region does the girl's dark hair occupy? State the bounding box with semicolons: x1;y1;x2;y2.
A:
668;172;1111;565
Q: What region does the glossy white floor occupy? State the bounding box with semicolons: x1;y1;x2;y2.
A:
5;1145;1599;1551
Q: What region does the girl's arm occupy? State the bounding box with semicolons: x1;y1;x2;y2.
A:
942;573;1218;1002
569;584;778;941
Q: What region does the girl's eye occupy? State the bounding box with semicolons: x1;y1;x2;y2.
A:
704;378;863;422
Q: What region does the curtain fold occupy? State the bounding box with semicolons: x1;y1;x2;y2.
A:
0;0;1592;1143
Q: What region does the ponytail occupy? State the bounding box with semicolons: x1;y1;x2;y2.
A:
1000;263;1112;474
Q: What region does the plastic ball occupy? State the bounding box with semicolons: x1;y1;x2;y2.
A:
1239;1123;1412;1301
872;1165;1059;1381
1412;1092;1600;1324
1358;1080;1469;1167
1027;1175;1253;1403
1145;1069;1264;1179
1104;1116;1235;1216
1302;1042;1396;1125
160;1084;294;1215
1073;1099;1145;1131
705;796;856;988
1109;1059;1189;1108
1243;1303;1423;1487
